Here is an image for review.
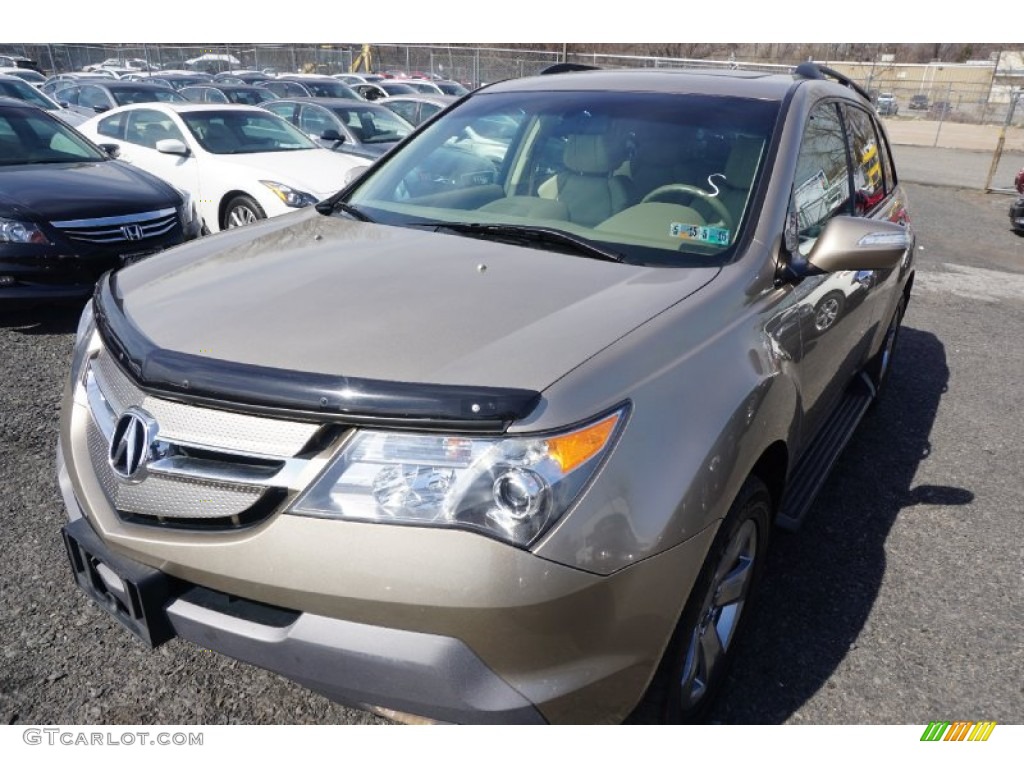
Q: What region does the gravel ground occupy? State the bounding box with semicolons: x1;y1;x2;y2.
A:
1;182;1021;725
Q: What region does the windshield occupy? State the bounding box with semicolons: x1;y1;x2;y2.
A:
225;87;276;105
299;80;359;99
182;110;318;154
346;90;779;266
9;70;45;84
112;88;188;106
0;107;106;165
381;83;417;96
330;104;412;144
0;79;60;110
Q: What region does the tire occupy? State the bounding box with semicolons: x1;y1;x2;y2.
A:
635;476;771;723
867;295;905;398
812;290;845;333
222;195;266;230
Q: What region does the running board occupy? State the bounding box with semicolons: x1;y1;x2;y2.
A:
776;373;876;531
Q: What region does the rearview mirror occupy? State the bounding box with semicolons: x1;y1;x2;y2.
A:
155;138;190;156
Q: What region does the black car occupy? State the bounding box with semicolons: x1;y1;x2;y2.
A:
52;81;187;117
0;99;200;305
261;97;413;160
909;94;929;111
1010;195;1024;236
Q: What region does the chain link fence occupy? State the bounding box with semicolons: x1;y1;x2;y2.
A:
5;42;1023;130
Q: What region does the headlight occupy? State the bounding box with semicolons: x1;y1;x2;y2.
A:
0;217;51;245
69;300;98;392
291;407;627;547
260;181;318;208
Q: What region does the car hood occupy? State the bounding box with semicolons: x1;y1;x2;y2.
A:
0;159;177;221
207;148;370;200
114;209;719;392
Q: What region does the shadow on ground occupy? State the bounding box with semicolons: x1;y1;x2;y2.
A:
702;325;968;723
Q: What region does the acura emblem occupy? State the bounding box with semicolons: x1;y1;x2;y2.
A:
121;224;143;241
108;408;157;482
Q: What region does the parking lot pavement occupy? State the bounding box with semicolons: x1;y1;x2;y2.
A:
1;179;1021;726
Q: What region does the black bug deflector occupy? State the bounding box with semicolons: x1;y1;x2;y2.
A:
92;273;541;432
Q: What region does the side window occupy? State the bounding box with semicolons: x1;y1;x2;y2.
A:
386;100;418;125
96;112;125;139
299;105;332;137
420;102;442;122
206;89;229;104
79;86;111;112
264;102;296;123
842;105;886;214
789;102;851;254
54;85;79;105
124;108;185;149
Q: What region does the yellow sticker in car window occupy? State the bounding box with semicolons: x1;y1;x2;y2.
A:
670;223;731;246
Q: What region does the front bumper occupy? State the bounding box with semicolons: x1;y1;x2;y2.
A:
57;433;713;724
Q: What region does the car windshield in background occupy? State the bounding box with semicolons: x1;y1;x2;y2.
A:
301;80;359;99
0;78;59;110
331;104;412;144
0;107;106;165
226;87;276;105
347;91;779;266
182;110;319;154
112;89;188;106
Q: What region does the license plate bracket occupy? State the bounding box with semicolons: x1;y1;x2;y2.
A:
62;518;179;647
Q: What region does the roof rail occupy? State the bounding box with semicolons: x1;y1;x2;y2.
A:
794;61;873;103
539;62;601;75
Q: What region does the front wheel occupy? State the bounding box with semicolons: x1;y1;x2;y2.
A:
637;476;771;723
222;195;266;230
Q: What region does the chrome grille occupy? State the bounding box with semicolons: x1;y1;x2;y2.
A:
82;348;331;526
92;350;318;457
52;208;178;245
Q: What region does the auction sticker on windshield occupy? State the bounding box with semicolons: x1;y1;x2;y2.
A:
670;223;731;245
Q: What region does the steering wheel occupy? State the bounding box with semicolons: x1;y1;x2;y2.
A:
640;184;735;231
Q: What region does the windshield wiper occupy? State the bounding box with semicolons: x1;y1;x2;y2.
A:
316;199;375;223
409;222;624;263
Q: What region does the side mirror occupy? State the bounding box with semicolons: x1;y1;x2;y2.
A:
320;129;344;144
155;138;190;156
98;143;120;158
806;216;910;273
92;105;110;114
58;101;70;108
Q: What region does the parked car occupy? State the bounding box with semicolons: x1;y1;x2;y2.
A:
261;97;413;160
353;81;418;101
390;79;444;95
0;67;46;87
270;75;361;100
1009;167;1024;235
179;83;276;106
213;71;269;85
57;63;914;725
53;81;187;118
875;92;898;116
378;93;456;126
0;74;87;126
909;94;929;110
928;100;953;119
76;103;371;232
41;73;110;96
0;54;42;73
0;98;199;305
434;79;470;97
148;71;214;90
